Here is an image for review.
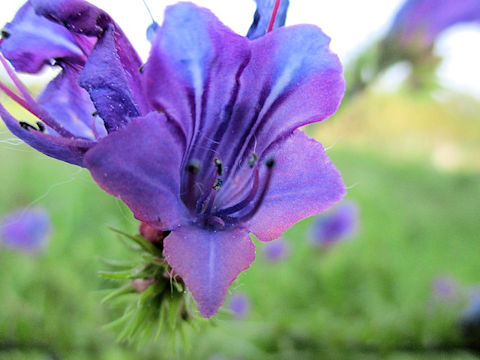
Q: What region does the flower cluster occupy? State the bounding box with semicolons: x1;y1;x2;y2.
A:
0;0;345;317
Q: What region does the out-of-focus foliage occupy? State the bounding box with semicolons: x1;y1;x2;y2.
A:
1;86;479;358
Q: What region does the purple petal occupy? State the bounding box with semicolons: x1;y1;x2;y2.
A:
309;200;359;247
389;0;480;49
79;25;146;132
0;103;93;166
84;112;188;229
37;65;102;140
0;1;92;73
247;131;346;242
31;0;149;130
246;0;290;40
144;2;251;144
163;224;255;318
1;207;51;253
216;24;344;172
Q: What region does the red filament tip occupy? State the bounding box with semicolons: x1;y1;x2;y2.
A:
266;0;282;33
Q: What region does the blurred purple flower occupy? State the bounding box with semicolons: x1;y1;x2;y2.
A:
228;292;251;319
432;276;459;302
387;0;480;52
309;201;358;248
1;1;346;318
262;237;290;262
0;207;51;253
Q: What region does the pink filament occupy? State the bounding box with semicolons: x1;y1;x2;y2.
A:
266;0;281;33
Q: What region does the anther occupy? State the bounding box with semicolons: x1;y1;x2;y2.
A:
212;178;223;191
1;30;10;39
187;161;200;174
139;64;144;74
214;158;223;175
36;121;45;132
248;153;258;168
266;157;275;169
19;121;38;131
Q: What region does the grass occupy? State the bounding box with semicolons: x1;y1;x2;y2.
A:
0;91;479;359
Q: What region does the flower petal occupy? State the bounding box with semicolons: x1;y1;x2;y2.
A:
37;65;101;140
79;25;146;132
247;131;346;242
144;2;251;147
218;25;344;171
246;0;290;40
163;224;255;318
31;0;149;130
0;103;93;166
84;112;187;229
0;1;92;73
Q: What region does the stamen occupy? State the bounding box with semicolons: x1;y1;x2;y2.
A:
212;178;223;191
141;0;156;24
214;157;223;175
247;153;258;168
266;0;282;33
36;121;46;132
1;30;10;39
185;161;200;210
0;55;36;106
216;166;259;216
19;121;38;131
225;158;275;224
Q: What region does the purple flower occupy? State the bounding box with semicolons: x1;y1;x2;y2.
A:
432;276;459;302
1;1;345;317
387;0;480;52
309;201;358;248
262;237;290;262
0;207;51;252
228;292;251;319
247;0;290;40
0;0;150;166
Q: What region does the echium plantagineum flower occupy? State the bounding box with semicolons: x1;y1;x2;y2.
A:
0;0;345;317
309;201;358;248
1;207;51;253
384;0;480;58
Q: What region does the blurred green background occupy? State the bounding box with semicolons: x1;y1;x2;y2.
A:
0;86;479;359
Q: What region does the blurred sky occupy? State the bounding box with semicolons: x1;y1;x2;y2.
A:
1;0;480;97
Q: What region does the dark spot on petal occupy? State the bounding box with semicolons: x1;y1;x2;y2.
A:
1;30;10;39
36;122;45;132
266;157;275;169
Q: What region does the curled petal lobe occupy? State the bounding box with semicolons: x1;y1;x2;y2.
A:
163;224;255;318
0;104;93;166
0;1;90;73
247;131;346;242
247;0;290;40
84;112;188;230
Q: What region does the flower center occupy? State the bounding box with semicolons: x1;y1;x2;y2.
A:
182;154;275;229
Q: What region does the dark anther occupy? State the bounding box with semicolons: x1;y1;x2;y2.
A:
139;64;145;74
266;158;275;169
1;30;10;39
187;161;200;174
214;158;223;175
19;121;37;131
212;178;223;190
91;111;98;117
248;153;258;168
36;122;45;132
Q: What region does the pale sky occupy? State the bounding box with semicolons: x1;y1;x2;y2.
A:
1;0;480;97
